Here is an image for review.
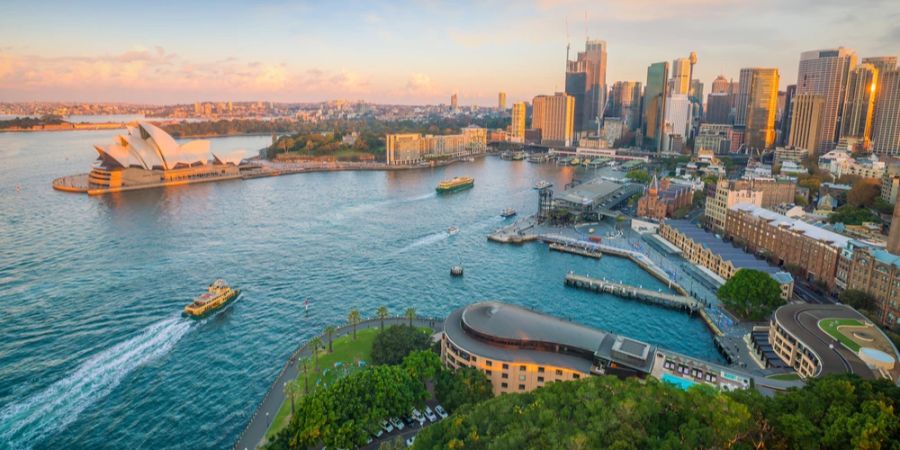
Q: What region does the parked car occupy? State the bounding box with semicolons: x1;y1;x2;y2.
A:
402;415;416;427
405;435;416;447
374;428;384;438
390;417;405;431
411;408;426;426
381;419;394;433
435;405;448;419
424;406;437;422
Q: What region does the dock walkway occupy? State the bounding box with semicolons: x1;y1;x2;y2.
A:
564;273;702;313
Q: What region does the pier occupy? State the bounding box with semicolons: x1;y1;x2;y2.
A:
549;242;603;258
564;273;702;313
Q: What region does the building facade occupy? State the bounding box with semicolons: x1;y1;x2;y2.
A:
695;124;733;154
738;68;780;150
608;81;642;130
787;93;824;155
705;92;733;125
636;176;692;220
840;64;878;148
510;102;527;142
498;92;506;110
642;62;669;152
386;126;486;165
567;39;608;132
872;68;900;156
532;93;575;146
705;178;796;232
796;48;857;154
724;204;848;290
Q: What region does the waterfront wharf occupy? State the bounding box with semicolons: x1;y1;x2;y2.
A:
548;242;603;258
233;316;444;450
564;273;702;313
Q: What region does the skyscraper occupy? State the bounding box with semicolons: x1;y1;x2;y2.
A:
706;93;732;124
532;93;575;146
711;75;730;94
840;64;878;147
567;39;608;132
564;71;586;133
642;62;669;151
738;68;779;150
664;94;691;145
498;92;506;110
609;81;642;130
779;85;796;146
796;47;857;154
788;94;824;154
510;102;526;142
451;93;458;112
864;56;899;145
872;68;900;156
670;58;692;95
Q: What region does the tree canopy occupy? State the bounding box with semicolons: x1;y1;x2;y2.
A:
829;205;882;225
717;269;784;321
414;374;900;450
839;289;877;311
626;169;651;184
847;178;881;207
371;325;432;365
434;366;493;412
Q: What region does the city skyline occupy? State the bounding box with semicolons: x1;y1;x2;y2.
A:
1;0;899;105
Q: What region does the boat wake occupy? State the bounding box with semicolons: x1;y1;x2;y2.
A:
0;316;192;448
396;230;451;253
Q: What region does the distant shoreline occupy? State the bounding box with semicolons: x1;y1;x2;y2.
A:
0;125;290;139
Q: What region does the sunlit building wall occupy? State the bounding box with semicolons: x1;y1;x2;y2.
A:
840;64;878;148
796;47;857;154
788;93;825;155
532;93;575;146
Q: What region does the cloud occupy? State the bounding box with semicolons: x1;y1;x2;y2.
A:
405;73;436;94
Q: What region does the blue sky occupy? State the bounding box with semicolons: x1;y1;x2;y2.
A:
1;0;898;105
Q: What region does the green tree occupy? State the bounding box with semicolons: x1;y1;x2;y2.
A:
376;306;389;331
717;269;784;321
829;205;882;225
626;169;651;184
874;197;895;215
404;307;416;327
794;194;809;207
402;350;441;389
348;309;361;340
839;289;877;311
324;325;336;353
284;379;299;417
434;366;493;412
298;357;310;395
309;336;323;370
371;325;432;365
847;178;881;207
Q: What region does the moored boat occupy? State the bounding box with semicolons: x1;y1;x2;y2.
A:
448;226;460;235
436;176;474;193
500;208;517;218
183;279;241;318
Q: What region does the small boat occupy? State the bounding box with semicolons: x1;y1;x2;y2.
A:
436;176;474;193
533;180;553;190
570;158;581;166
183;280;241;318
450;265;464;277
500;208;517;218
448;226;460;235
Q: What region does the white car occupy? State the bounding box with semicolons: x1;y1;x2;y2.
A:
381;419;394;433
374;428;384;438
405;435;416;447
411;408;426;426
424;406;437;422
390;417;405;431
435;405;448;419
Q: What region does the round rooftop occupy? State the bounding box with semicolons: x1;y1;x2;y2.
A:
858;347;896;370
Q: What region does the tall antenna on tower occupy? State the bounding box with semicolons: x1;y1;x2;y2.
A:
565;17;570;68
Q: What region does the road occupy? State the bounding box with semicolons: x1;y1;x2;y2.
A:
233;316;444;450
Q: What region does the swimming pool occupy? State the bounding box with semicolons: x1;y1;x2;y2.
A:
661;373;698;390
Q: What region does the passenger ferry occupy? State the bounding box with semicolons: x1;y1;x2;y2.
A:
436;176;474;193
183;280;241;318
500;208;517;218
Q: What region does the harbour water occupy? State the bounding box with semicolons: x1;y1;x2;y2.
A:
0;130;721;449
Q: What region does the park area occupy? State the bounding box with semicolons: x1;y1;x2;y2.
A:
818;318;865;352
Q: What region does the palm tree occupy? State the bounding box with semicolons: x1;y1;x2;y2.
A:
348;309;361;340
376;306;389;331
284;380;298;416
298;357;310;395
324;325;336;353
309;336;323;370
405;307;416;327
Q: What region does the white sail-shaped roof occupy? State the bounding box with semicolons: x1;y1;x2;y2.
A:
94;122;217;171
212;149;249;165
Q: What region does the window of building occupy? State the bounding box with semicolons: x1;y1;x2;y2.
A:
485;360;492;367
538;367;545;373
502;363;509;370
555;369;563;376
573;374;580;379
538;376;544;383
518;384;525;390
519;374;526;382
501;373;508;379
485;370;492;376
519;365;526;371
501;382;508;388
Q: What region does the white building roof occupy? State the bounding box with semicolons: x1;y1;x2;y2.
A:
730;203;851;249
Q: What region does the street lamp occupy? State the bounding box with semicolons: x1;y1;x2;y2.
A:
266;411;270;427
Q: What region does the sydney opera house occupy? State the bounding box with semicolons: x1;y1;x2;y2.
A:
53;122;249;195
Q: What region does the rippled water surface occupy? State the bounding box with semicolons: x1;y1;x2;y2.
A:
0;130;721;449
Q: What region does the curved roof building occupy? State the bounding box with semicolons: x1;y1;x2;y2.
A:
93;122;247;170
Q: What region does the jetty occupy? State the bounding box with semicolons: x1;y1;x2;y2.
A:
548;242;603;259
564;273;702;313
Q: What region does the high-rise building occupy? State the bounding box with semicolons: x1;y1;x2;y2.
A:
451;93;459;112
690;80;704;105
738;68;779;150
510;102;527;142
711;75;730;94
779;85;796;146
642;61;669;151
695;124;734;153
532;93;575;146
840;64;878;147
796;47;857;154
670;58;692;95
609;81;642;130
498;92;506;110
863;56;898;141
872;68;900;155
564;71;586;133
567;39;608;132
788;93;825;154
664;94;691;141
706;93;732;124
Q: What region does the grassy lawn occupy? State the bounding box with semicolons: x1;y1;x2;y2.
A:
266;327;380;440
767;373;801;381
818;318;865;352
